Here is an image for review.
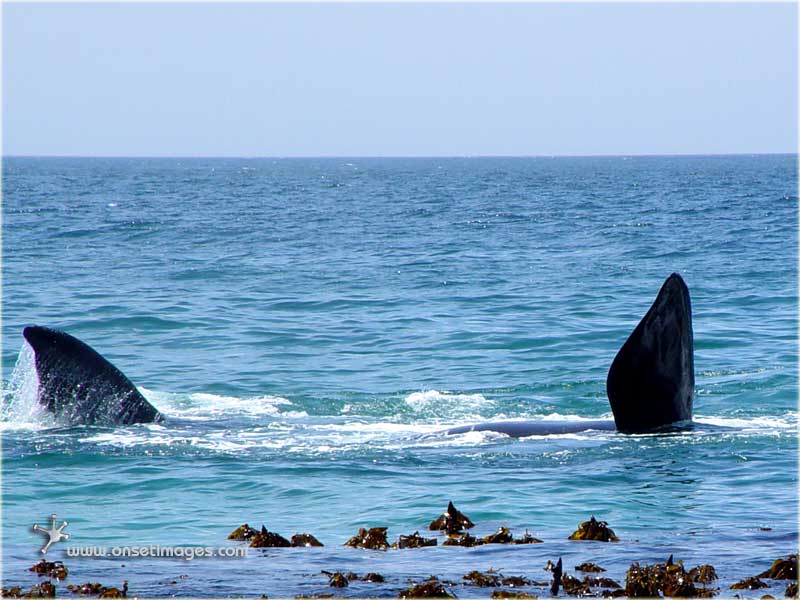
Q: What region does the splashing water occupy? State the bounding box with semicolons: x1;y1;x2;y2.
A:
0;342;53;429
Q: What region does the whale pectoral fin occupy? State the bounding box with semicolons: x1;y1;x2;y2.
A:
606;273;694;433
22;326;162;426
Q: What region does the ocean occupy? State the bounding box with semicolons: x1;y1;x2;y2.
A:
1;155;797;598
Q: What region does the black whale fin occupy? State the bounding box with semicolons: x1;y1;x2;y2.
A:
606;273;694;433
22;325;162;426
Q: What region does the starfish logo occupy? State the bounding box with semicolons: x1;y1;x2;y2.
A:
32;514;70;553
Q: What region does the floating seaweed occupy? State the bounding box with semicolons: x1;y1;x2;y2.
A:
730;577;769;590
344;527;390;550
625;556;716;598
362;573;385;583
227;523;258;541
513;530;543;544
398;578;455;599
568;516;619;542
29;560;68;580
463;570;500;587
489;592;538;599
294;594;334;599
500;576;532;587
3;582;56;598
442;533;483;547
582;576;621;589
560;573;591;596
428;501;474;534
393;531;437;549
688;565;718;584
786;582;798;598
291;533;324;547
325;572;349;588
482;527;515;544
66;581;127;597
575;563;606;573
758;555;798;580
250;525;291;548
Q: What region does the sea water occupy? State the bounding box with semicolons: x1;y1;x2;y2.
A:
1;155;797;597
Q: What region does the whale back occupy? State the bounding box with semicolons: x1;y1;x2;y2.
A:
606;273;694;433
22;325;162;426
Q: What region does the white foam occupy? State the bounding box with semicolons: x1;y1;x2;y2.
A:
139;388;296;420
0;342;55;430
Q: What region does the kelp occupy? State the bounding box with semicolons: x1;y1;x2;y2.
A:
786;582;798;598
362;573;385;583
482;527;515;544
429;501;474;534
250;525;291;548
758;555;798;580
442;533;482;547
559;574;591;596
568;516;619;542
730;577;769;590
688;565;718;584
344;527;389;550
500;576;532;587
324;572;349;588
393;531;437;549
575;563;606;573
397;578;455;599
582;576;621;589
514;531;543;544
2;583;56;599
625;556;717;598
291;533;324;547
227;523;258;541
29;560;68;580
462;570;500;587
67;582;128;597
490;592;537;599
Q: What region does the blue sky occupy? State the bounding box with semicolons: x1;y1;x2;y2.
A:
3;2;797;157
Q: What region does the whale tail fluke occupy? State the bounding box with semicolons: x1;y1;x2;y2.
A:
22;325;162;426
606;273;694;433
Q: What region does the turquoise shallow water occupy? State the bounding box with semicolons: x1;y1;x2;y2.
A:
1;155;798;597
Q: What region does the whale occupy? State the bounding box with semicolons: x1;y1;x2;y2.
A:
19;273;693;433
445;272;694;436
21;325;162;426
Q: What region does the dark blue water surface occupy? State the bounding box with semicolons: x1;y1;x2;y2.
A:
2;155;797;597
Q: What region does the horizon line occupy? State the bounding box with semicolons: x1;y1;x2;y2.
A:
3;151;798;160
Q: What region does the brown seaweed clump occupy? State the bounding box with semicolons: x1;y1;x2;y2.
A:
362;573;385;583
393;531;438;549
625;556;716;598
785;581;798;598
514;530;543;544
568;516;619;542
227;523;258;541
442;533;483;547
3;582;56;598
397;578;456;599
560;573;591;596
463;570;501;587
325;572;349;588
575;563;606;573
500;576;532;587
291;533;324;547
29;560;68;580
344;527;390;550
482;527;515;544
758;555;798;580
730;577;769;590
688;565;718;584
429;501;475;533
250;525;291;548
490;592;538;599
583;576;621;589
67;582;128;597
